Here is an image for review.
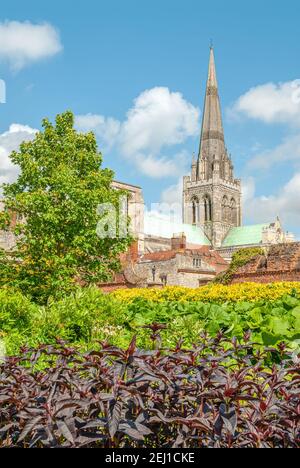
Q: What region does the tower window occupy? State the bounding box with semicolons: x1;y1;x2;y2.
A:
192;197;199;224
222;196;228;222
204;195;212;222
230;198;237;225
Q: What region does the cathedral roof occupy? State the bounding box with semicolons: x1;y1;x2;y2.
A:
221;224;269;248
144;212;210;246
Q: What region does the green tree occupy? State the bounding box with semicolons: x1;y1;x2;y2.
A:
0;111;132;303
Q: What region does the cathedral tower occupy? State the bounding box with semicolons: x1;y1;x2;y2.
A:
183;47;242;248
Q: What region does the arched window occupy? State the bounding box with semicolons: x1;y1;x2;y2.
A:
204;195;212;222
192;197;199;225
222;196;228;222
230;198;237;225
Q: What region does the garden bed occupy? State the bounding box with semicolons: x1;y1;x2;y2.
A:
0;334;299;448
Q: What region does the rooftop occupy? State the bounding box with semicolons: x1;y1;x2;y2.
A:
140;245;228;266
222;224;269;248
144;212;211;246
112;180;142;190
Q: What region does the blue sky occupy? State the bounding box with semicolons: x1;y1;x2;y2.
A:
1;0;300;237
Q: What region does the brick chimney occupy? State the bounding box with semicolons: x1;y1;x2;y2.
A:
120;241;139;266
171;233;187;251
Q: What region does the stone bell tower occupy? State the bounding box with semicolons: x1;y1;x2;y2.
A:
183;47;242;248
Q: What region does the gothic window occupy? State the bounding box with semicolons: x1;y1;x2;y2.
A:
192;197;199;225
222;196;228;222
230;198;237;225
204;195;212;222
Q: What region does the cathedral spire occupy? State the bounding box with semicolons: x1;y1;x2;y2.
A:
197;47;226;179
183;47;242;247
207;45;218;89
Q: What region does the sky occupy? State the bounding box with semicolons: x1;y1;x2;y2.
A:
1;0;300;237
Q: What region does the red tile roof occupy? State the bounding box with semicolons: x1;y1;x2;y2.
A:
140;247;228;266
189;247;229;265
140;251;177;262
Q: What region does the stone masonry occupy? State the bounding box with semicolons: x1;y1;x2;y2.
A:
134;235;228;288
231;243;300;284
183;47;242;248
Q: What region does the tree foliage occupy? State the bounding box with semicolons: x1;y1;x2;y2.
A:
0;111;132;303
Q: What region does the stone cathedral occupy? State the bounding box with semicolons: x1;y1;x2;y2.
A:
183;47;242;248
0;46;296;288
108;47;297;288
143;47;294;262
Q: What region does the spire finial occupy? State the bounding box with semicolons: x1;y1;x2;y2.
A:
210;39;214;50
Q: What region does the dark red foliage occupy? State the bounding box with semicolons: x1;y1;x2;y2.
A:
0;334;299;448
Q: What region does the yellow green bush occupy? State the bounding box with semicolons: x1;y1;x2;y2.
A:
113;282;300;304
1;284;300;354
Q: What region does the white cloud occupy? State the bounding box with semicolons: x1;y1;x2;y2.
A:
0;21;62;71
76;87;199;179
143;178;184;232
75;114;121;151
228;80;300;235
231;80;300;126
0;124;38;186
248;134;300;170
134;155;179;178
230;79;300;170
119;87;200;156
244;173;300;228
161;178;183;205
242;177;256;203
133;150;189;179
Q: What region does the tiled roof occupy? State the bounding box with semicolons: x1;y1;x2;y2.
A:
140;246;228;266
222;224;269;248
140;251;177;262
194;247;228;265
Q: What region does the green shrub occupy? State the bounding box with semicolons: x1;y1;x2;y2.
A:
0;286;299;355
0;288;40;354
34;287;128;346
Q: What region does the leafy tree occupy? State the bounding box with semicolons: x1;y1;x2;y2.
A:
0;111;132;303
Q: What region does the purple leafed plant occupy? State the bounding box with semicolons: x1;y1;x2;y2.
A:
0;331;299;448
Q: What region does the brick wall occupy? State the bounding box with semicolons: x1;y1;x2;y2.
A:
231;243;300;283
232;270;300;284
